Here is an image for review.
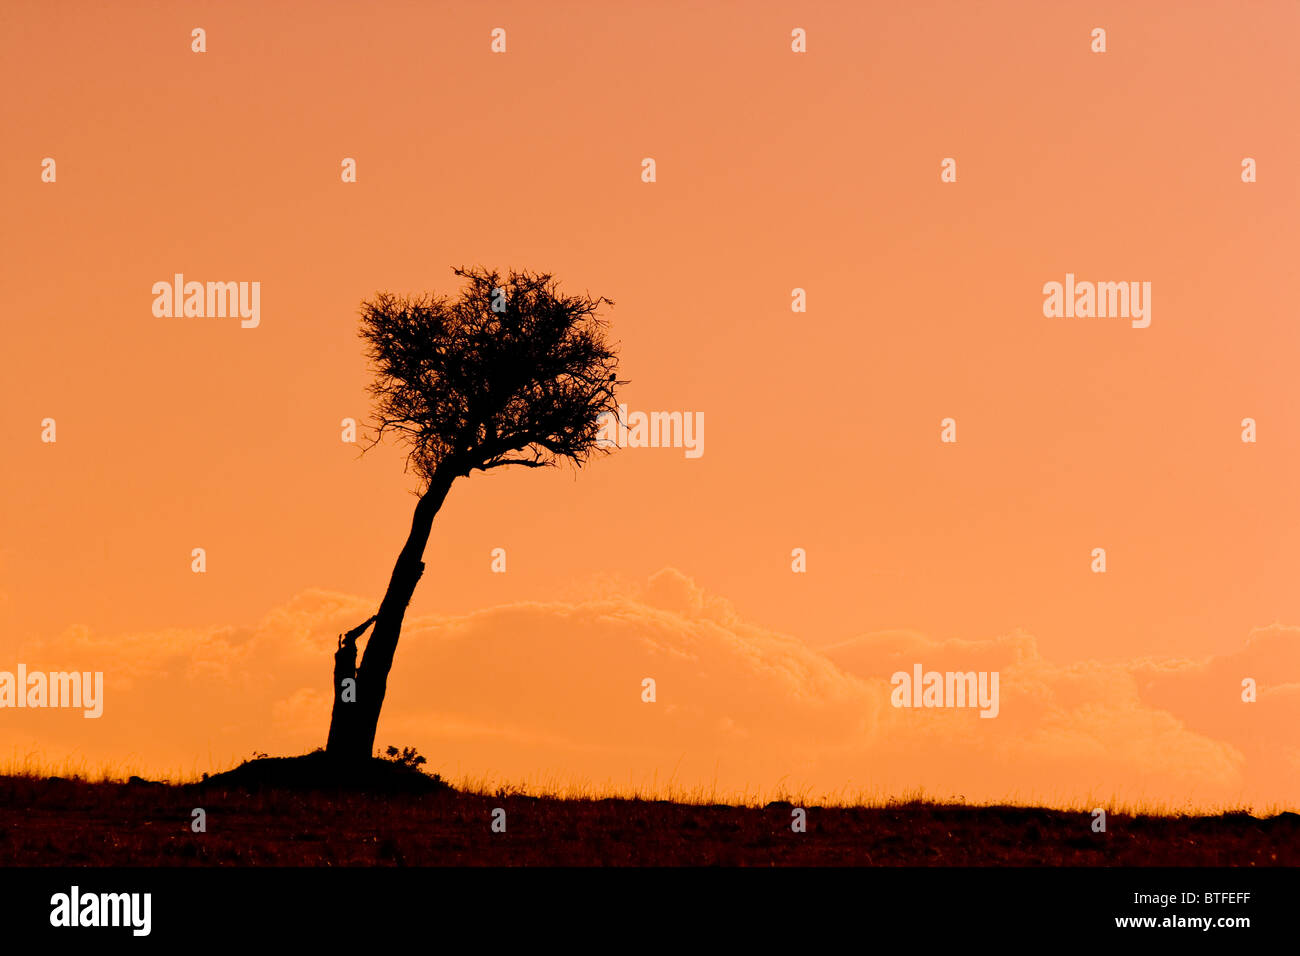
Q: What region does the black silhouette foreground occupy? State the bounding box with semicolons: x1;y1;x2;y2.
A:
325;267;621;766
4;767;1297;866
201;747;450;794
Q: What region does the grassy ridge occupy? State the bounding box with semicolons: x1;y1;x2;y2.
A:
2;756;1296;866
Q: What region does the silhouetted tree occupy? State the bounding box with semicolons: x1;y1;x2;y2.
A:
326;266;621;763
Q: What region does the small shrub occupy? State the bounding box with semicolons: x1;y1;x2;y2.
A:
383;746;427;771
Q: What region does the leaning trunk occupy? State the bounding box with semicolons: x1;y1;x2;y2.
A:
326;470;455;763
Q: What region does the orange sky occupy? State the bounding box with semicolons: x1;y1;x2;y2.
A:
1;0;1297;808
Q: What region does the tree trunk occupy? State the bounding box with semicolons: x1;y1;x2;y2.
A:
326;469;455;764
326;633;358;755
325;613;375;755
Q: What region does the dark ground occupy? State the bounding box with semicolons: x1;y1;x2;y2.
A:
2;754;1296;866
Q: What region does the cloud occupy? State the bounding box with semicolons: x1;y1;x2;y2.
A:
2;569;1294;808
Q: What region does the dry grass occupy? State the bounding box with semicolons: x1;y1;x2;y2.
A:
0;754;1295;866
5;752;1282;817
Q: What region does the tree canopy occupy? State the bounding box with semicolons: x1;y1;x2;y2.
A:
359;266;622;485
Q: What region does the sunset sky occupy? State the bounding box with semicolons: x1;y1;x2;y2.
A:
1;0;1297;808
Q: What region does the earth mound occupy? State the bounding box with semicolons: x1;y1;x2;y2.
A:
195;749;453;795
